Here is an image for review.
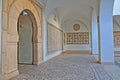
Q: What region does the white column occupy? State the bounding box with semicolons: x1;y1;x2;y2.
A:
92;9;99;55
43;10;47;61
0;0;2;79
99;0;114;63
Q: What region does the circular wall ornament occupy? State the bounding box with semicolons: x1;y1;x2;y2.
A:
73;24;80;31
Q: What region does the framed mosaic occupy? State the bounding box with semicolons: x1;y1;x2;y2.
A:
64;32;89;45
114;31;120;47
47;22;63;53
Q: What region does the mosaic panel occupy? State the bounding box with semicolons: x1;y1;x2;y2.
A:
65;32;89;45
114;31;120;47
47;23;63;53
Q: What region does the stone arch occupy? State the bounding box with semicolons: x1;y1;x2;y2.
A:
4;0;43;79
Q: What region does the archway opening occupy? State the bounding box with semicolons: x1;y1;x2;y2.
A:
113;0;120;63
113;15;120;63
17;10;37;71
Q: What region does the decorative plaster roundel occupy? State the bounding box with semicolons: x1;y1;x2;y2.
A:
73;24;80;31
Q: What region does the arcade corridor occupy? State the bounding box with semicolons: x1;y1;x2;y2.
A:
1;0;120;80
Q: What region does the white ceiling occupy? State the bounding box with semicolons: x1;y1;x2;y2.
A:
38;0;99;26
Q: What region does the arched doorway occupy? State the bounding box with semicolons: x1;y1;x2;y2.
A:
17;10;38;72
17;10;34;65
2;0;43;79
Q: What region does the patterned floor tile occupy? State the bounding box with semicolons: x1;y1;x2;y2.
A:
10;53;120;80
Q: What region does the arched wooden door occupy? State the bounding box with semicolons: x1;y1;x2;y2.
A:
17;11;33;64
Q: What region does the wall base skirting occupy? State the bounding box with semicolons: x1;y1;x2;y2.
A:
97;61;114;65
63;50;91;54
44;51;62;61
3;69;19;80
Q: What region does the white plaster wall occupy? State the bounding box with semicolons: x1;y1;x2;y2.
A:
43;10;63;61
0;0;2;79
63;20;91;51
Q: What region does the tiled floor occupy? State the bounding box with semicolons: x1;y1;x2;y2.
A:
10;52;120;80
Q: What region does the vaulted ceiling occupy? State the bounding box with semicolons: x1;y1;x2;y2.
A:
38;0;120;28
38;0;99;27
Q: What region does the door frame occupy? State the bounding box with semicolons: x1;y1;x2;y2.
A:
17;12;35;65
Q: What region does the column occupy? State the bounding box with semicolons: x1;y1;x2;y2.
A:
0;0;2;79
92;9;99;55
43;10;47;61
99;0;114;63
